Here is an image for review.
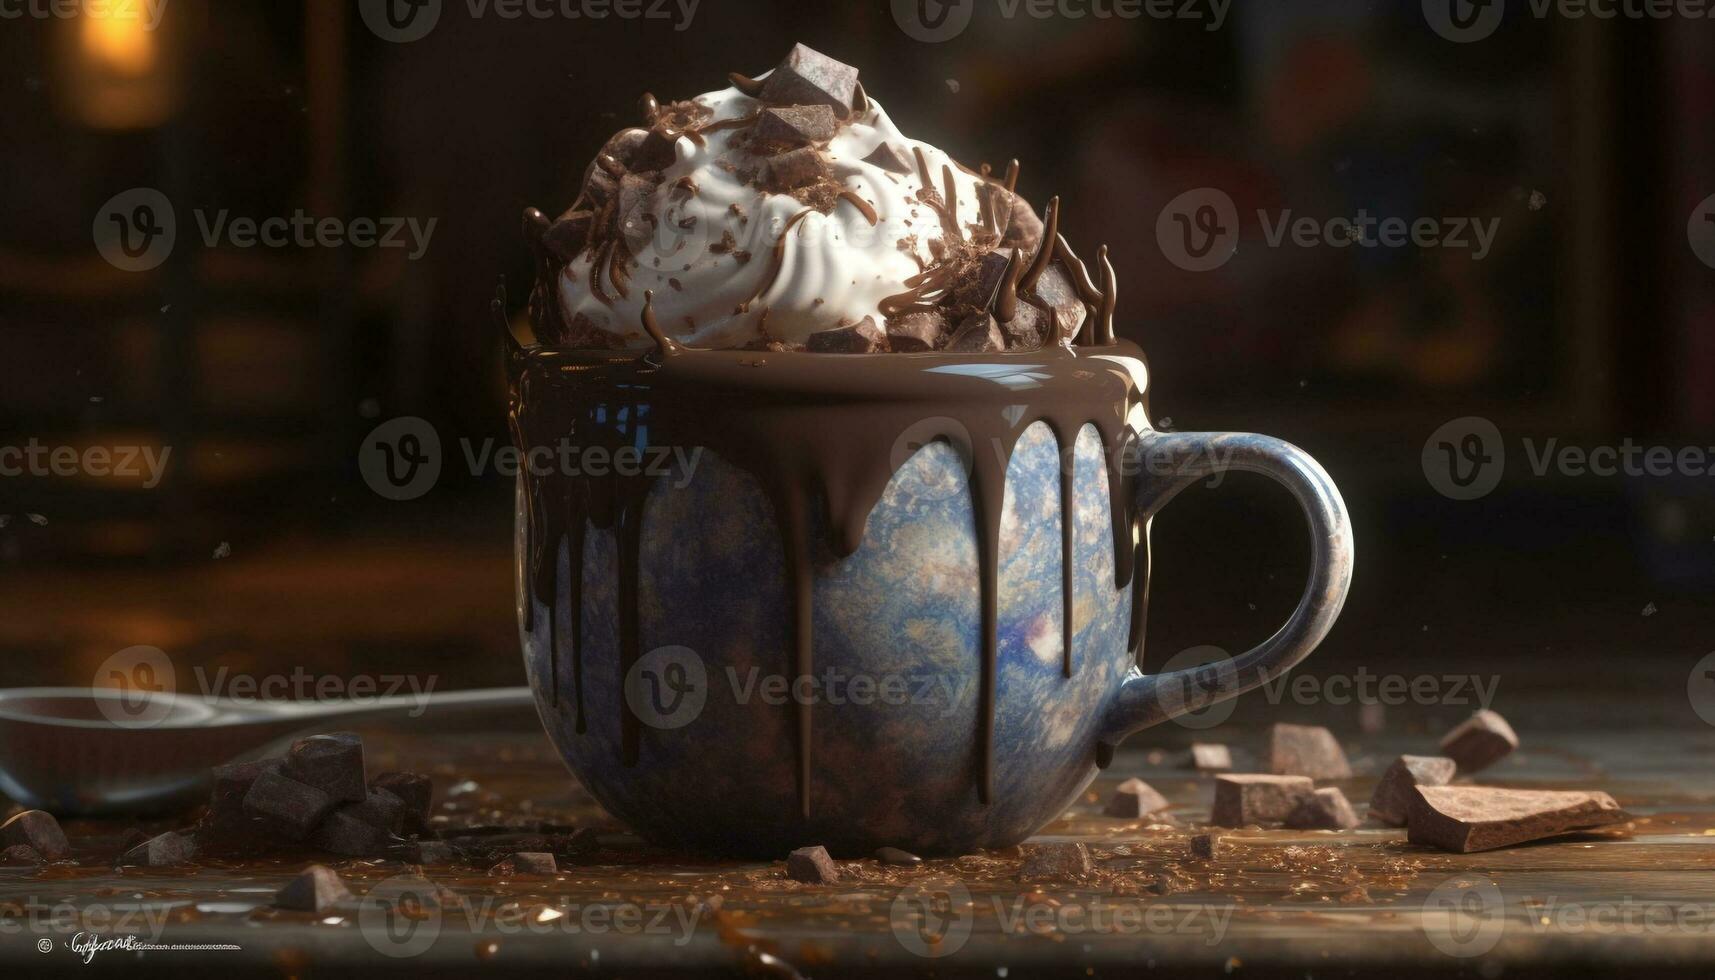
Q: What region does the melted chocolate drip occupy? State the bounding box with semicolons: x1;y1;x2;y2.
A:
510;335;1150;814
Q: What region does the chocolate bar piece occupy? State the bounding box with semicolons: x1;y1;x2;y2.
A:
1266;723;1353;780
1000;301;1046;350
875;846;922;867
1407;786;1628;853
754;105;837;147
0;810;69;861
861;141;913;174
210;759;283;816
766;147;828;190
1031;265;1087;340
947;312;1005;352
759;44;860;116
1285;787;1361;830
543;210;594;263
953;248;1014;309
284;733;366;804
120;831;199;867
786;845;840;884
1;845;41;866
887;310;948;352
371;773;433;835
311;809;389;858
1211;774;1315;827
274;864;352;912
244;771;336;840
807;317;885;353
1104;778;1170;819
491;852;558;876
1439;710;1518;773
1019;842;1092;878
1368;755;1457;827
1188;743;1232;772
1188;834;1220;860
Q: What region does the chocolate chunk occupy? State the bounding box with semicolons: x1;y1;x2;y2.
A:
1368;755;1457;827
1285;788;1361;830
1031;264;1087;340
120;831;199;867
0;810;69;861
875;846;922;867
1000;300;1046;350
599;128;649;168
887;310;948;352
1000;191;1044;248
754;105;837;147
311;808;389;858
786;845;840;884
1;845;41;866
758;43;859;116
1211;774;1315;827
543;210;594;263
284;733;366;804
1104;778;1170;819
1188;834;1220;860
807;317;885;353
1188;743;1233;772
491;852;557;876
274;864;352;912
348;789;406;834
1019;842;1091;878
862;141;913;174
1407;786;1628;853
1266;723;1353;780
766;146;828;190
632;128;680;172
583;167;619;208
371;772;433;835
953;247;1014;309
1439;709;1518;773
210;759;282;817
409;840;457;865
947;312;1005;352
244;770;336;840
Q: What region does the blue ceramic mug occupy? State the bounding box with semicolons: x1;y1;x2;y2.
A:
516;367;1353;857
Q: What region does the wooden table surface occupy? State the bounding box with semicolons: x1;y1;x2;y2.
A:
4;685;1714;978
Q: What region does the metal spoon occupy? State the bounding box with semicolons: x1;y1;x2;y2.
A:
0;686;535;816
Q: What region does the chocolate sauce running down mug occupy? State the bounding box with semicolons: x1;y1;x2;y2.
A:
510;338;1354;857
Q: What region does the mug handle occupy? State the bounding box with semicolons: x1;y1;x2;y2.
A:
1097;430;1356;745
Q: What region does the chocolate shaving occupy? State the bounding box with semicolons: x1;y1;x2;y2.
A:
728;72;765;96
912;146;933;193
836;189;878;226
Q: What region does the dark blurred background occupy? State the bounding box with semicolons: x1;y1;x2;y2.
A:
1;1;1711;727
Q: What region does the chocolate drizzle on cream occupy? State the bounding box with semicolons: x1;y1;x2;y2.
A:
509;325;1151;813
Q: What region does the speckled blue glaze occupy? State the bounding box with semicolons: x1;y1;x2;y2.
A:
517;424;1354;857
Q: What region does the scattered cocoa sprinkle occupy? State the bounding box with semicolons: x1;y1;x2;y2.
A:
732;250;753;265
812;298;824;306
710;230;739;254
668;278;684;291
727;203;746;219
